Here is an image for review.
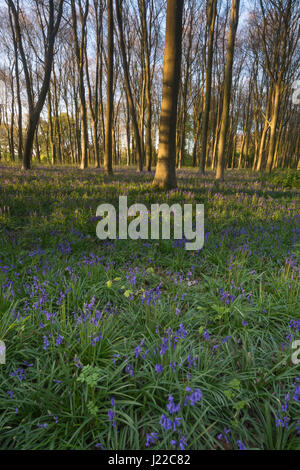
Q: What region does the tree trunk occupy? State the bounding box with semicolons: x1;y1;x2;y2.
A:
199;0;217;175
115;0;143;172
265;82;280;173
8;0;64;170
216;0;240;181
152;0;183;189
104;0;114;175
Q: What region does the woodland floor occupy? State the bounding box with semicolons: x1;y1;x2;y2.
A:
0;166;299;450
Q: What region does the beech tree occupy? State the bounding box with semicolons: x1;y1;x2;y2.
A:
7;0;64;170
199;0;217;175
104;0;114;175
153;0;183;189
115;0;144;172
216;0;240;181
71;0;89;170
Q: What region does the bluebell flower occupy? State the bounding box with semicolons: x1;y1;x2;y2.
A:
91;334;102;346
178;436;187;450
236;440;247;450
43;335;50;350
125;363;134;377
96;443;105;450
276;414;290;429
145;432;159;447
203;329;210;340
10;368;27;381
184;387;203;406
187;354;197;368
167;395;180;414
222;336;231;343
108;408;116;427
37;423;48;429
217;428;231;444
160;414;172;430
160;414;181;431
293;385;300;402
160;336;169;356
282;393;290;411
170;436;187;450
56;333;64;346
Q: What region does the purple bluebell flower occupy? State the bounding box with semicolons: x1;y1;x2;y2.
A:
56;333;64;346
184;387;203;406
43;335;50;350
145;432;159;447
217;428;231;444
293;385;300;402
125;363;134;377
203;329;210;340
155;364;163;374
236;440;247;450
108;408;116;427
167;395;180;414
96;443;105;450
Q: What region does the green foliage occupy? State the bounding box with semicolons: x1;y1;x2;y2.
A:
261;170;300;189
77;365;103;388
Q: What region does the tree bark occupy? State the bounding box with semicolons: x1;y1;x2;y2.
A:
152;0;183;189
115;0;143;172
216;0;240;181
8;0;64;170
199;0;217;175
104;0;114;175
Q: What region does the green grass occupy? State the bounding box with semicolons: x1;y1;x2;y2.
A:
0;166;299;450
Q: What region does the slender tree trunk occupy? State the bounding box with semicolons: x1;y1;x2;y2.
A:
8;0;64;170
9;6;23;161
216;0;240;181
200;0;217;175
144;8;153;172
71;0;89;170
115;0;143;172
48;91;56;165
266;82;280;173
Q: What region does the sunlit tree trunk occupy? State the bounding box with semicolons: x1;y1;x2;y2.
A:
104;0;114;175
266;82;280;173
48;91;56;165
152;0;183;189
